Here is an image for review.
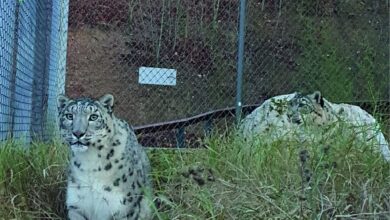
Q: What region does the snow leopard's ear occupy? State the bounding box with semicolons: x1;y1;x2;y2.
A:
310;91;324;108
57;94;70;112
98;94;114;113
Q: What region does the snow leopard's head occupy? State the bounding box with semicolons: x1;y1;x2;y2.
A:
57;94;115;152
287;91;331;126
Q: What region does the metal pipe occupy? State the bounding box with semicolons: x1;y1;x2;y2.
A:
236;0;247;124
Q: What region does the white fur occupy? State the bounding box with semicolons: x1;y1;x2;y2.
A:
330;103;390;161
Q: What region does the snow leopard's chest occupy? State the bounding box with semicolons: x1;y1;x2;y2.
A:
67;177;127;219
67;157;146;219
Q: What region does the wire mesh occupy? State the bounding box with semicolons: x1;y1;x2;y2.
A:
243;1;389;104
0;1;388;146
65;0;389;147
45;1;69;139
66;0;239;147
0;0;68;142
0;1;16;141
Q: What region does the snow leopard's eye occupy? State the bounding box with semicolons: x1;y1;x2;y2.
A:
65;113;73;120
89;114;99;121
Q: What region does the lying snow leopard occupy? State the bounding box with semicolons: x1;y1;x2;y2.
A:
241;91;390;162
57;94;152;220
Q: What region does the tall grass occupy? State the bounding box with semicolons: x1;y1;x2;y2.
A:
0;139;68;219
153;130;389;219
0;128;389;219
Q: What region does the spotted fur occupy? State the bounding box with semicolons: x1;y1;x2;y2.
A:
57;94;152;220
241;91;390;162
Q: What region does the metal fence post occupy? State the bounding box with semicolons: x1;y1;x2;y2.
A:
236;0;246;125
31;1;51;141
8;1;21;139
176;126;185;148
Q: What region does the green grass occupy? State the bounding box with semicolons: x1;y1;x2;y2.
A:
0;129;389;219
0;139;68;219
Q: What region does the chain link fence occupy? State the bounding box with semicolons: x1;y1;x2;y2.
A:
0;0;388;146
66;0;389;147
0;1;69;142
244;1;389;103
66;0;239;147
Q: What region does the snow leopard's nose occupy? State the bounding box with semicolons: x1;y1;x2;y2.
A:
73;130;85;138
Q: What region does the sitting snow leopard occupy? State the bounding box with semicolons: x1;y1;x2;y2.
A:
57;94;152;220
241;91;390;162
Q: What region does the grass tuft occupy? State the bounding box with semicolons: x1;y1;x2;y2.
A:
0;139;68;219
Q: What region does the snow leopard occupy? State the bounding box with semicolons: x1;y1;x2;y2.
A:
240;91;390;162
57;94;153;220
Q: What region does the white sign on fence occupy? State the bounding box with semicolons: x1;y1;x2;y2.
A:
138;67;177;86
